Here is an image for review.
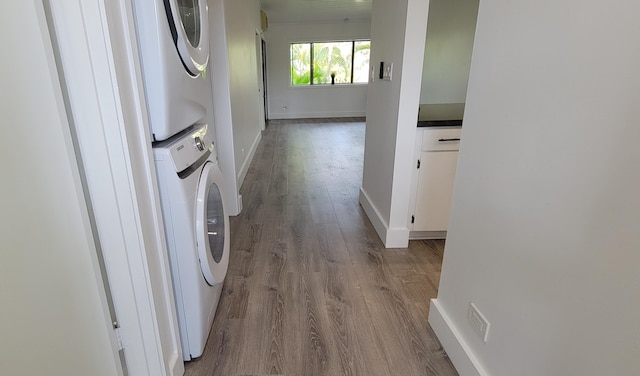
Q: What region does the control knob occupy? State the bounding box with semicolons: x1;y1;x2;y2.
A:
194;136;205;151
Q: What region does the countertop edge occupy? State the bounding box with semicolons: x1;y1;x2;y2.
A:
417;119;463;127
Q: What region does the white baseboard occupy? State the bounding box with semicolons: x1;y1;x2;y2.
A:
409;230;447;240
429;299;489;376
269;110;366;120
236;194;243;214
236;131;261;189
385;226;409;248
358;188;387;242
168;352;183;376
225;192;242;217
358;188;409;248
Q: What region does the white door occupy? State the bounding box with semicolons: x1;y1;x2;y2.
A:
195;161;230;285
166;0;210;75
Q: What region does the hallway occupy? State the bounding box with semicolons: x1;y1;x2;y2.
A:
185;119;457;375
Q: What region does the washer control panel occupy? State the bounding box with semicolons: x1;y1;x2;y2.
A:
167;124;214;173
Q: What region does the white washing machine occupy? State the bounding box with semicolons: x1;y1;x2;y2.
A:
154;124;229;360
133;0;212;141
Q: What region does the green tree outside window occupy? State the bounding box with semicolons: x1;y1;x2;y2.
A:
290;40;370;86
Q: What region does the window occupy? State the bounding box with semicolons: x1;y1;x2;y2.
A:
290;40;371;86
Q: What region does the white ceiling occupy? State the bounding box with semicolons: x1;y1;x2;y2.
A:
260;0;373;24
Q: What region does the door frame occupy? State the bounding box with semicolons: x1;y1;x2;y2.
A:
45;0;183;375
261;37;269;123
255;30;266;130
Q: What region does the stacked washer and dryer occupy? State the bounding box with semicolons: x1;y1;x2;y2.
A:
132;0;229;360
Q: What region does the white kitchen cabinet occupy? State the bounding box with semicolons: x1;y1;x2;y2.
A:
411;128;461;234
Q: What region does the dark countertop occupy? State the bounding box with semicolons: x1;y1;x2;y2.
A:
417;103;465;127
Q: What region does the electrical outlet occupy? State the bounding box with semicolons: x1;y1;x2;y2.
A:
468;302;490;342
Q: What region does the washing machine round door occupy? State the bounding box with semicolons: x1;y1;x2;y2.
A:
166;0;210;76
195;161;229;286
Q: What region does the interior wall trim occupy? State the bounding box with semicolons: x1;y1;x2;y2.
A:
429;299;489;376
359;188;409;248
236;131;262;195
269;110;367;120
359;187;389;244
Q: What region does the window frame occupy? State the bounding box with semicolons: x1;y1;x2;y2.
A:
289;39;371;87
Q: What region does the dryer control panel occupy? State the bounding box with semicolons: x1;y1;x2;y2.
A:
167;124;214;173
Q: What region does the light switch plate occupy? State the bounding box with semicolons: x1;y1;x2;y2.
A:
382;62;393;81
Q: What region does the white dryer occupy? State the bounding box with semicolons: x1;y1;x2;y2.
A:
133;0;212;141
154;124;229;360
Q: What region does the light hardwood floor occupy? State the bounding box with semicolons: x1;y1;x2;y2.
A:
184;119;458;376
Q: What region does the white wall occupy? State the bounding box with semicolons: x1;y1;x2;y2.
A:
430;0;640;375
0;2;120;375
419;0;478;104
264;21;371;119
224;0;263;186
359;0;429;247
208;0;241;215
209;0;263;215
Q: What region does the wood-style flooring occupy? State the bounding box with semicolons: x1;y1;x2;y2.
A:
185;118;458;376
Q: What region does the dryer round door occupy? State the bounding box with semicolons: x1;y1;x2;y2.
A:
195;161;229;286
165;0;210;76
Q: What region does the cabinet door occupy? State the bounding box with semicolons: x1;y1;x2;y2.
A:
413;150;459;231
